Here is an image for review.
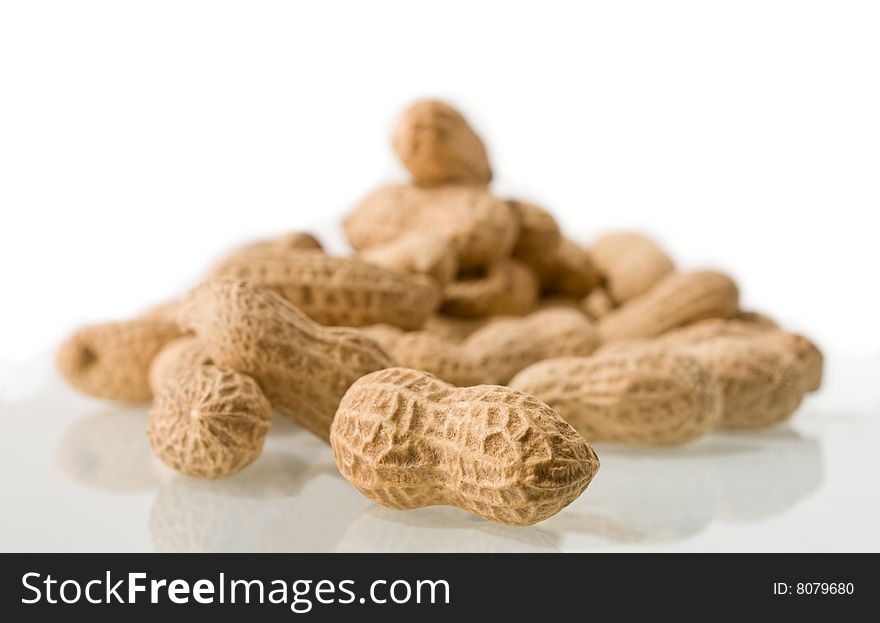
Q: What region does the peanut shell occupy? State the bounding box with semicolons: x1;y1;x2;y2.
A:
178;279;395;441
148;365;271;479
393;99;492;186
56;320;182;403
330;367;600;526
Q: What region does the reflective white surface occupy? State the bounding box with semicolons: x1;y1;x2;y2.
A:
1;353;878;552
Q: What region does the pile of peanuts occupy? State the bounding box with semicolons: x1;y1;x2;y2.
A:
56;100;822;526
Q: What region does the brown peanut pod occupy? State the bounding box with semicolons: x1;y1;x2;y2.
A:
539;238;602;296
210;248;439;330
361;325;483;387
330;367;600;526
581;287;615;320
344;184;518;270
598;270;740;343
442;260;539;318
661;319;823;393
178;279;395;442
393;99;492;186
56;320;182;403
359;231;458;288
148;365;271;479
590;232;675;303
508;200;562;275
681;337;809;429
148;336;214;394
510;349;723;445
463;308;600;384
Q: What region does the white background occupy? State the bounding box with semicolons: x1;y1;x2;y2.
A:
1;0;879;365
1;2;879;553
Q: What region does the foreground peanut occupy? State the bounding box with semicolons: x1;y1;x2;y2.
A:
590;232;675;303
345;184;519;270
393;99;492;186
210;247;440;330
598;270;740;343
56;319;182;403
510;349;723;445
148;365;271;478
178;279;395;441
330;367;600;525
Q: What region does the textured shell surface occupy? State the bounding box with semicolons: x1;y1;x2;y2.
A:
509;349;723;445
344;184;518;270
598;270;740;343
361;325;483;387
210;248;440;330
393;99;493;186
178;279;395;441
148;365;271;479
682;336;810;429
463;308;599;384
56;319;182;403
330;367;600;526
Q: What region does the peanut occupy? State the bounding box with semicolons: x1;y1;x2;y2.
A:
538;238;602;296
680;337;809;429
330;367;600;525
210;247;440;330
148;336;214;394
56;320;182;403
393;99;492;186
344;184;518;270
509;348;723;445
581;286;615;320
661;319;823;392
598;270;740;343
148;365;271;478
442;259;539;318
360;325;484;387
178;279;395;441
508;200;562;275
591;232;675;303
365;308;598;387
359;231;458;288
464;308;599;384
